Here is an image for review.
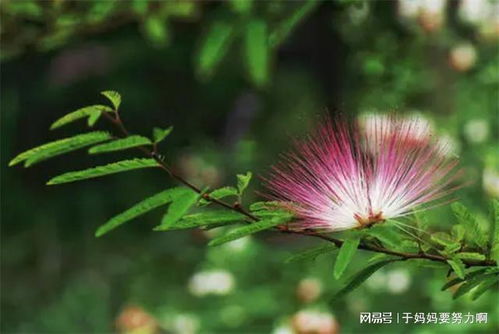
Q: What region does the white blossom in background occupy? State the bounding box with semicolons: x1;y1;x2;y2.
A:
365;270;387;291
224;236;251;252
464;118;489;143
386;269;412;294
171;314;200;334
459;0;490;24
272;324;294;334
398;0;423;19
291;310;339;334
483;168;499;198
449;42;478;72
436;134;461;158
398;0;447;31
188;270;235;297
459;0;499;38
296;277;323;303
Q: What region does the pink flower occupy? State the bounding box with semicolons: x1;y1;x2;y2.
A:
263;115;462;232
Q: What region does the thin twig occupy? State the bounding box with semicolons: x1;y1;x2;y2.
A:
102;112;497;269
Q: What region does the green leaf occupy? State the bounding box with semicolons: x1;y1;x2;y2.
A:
447;258;466;279
208;218;282;247
153;126;173;143
252;208;294;221
332;259;398;300
333;236;360;279
367;224;403;249
441;268;490;291
87;109;102;127
453;272;499;299
236;171;252;194
95;187;185;237
244;19;269;87
199;186;239;206
50;105;113;130
101;90;121;110
488;199;499;253
196;21;234;79
155;189;199;229
285;244;337;264
9;131;112;167
451;225;466;242
451;202;487;248
88;135;152;154
229;0;252;14
471;276;499;300
158;210;247;231
431;232;456;247
268;0;318;48
443;243;461;254
456;252;486;261
47;158;158;185
143;15;170;47
249;201;281;212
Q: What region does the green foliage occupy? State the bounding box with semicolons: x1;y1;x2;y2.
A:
199;186;239;206
143;15;170;47
268;0;319;48
453;269;499;300
9;131;112;167
196;21;234;79
332;259;399;300
100;91;121;111
88;136;152;154
208;217;284;247
157;210;247;231
244;20;269;87
236;171;252;195
489;199;499;254
456;252;486;261
471;275;499;300
451;202;488;249
50;105;113;130
366;223;404;249
156;189;199;229
47;158;158;185
285;244;337;264
431;232;456;247
447;257;466;279
229;0;253;14
333;235;360;279
152;126;173;144
95;187;190;237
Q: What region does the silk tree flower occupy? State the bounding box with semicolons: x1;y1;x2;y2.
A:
263;115;462;232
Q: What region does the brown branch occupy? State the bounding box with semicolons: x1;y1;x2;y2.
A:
102;111;497;269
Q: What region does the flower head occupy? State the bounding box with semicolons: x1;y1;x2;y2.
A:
263;115;462;232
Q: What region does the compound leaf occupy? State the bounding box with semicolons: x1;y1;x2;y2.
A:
333;236;360;279
155;189;199;229
10;131;112;167
101;90;121;110
50;105;112;130
209;217;282;247
153;126;173;143
285;244;337;264
96;187;186;237
159;210;247;231
88;135;152;154
332;259;398;300
47;158;158;185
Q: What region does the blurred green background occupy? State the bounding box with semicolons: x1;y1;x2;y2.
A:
1;0;498;333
